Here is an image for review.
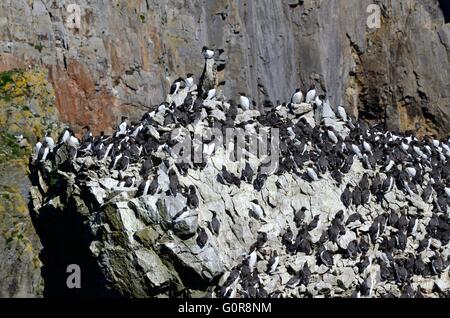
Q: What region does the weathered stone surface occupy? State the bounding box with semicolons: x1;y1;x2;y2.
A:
0;1;449;136
0;67;61;297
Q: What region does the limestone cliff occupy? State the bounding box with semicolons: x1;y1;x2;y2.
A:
0;0;449;136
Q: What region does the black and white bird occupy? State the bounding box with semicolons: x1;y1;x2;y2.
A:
239;93;250;111
318;246;334;267
136;178;152;197
169;78;184;96
206;88;216;100
210;211;220;235
291;89;303;104
306;166;319;181
116;116;128;137
196;227;208;249
326;126;338;144
44;131;55;151
249;199;264;220
185;73;194;89
37;142;50;162
247;245;258;271
58;128;72;145
267;251;279;274
202;46;215;59
82;126;93;143
34;140;42;161
337;105;348;122
305;87;316;104
186;185;199;209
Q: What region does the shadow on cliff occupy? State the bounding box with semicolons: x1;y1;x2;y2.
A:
28;166;122;298
438;0;450;23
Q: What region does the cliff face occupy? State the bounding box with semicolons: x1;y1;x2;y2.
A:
0;67;60;297
0;0;449;137
1;0;450;298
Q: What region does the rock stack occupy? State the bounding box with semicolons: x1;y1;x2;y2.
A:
29;71;450;298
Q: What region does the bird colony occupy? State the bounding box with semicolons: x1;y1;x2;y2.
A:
29;48;450;298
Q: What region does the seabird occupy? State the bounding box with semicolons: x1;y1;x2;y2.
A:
68;135;80;148
307;215;320;231
266;251;279;274
291;89;303;104
318;246;334;267
168;168;179;196
82;126;93;143
337;105;348;122
294;207;307;228
38;142;50;162
169;77;183;96
382;175;394;193
363;140;372;154
239;93;250;110
326;126;338;144
44;131;55;151
385;159;395;172
116;116;128;137
58;128;72;145
185;73;194;89
210;211;220;235
206;88;216;100
341;184;352;208
306;166;319;181
196;227;208;248
249;199;264;220
34;141;42;161
241;162;254;183
118;175;135;188
202;46;215;59
186;185;199;209
351;143;362;158
305;87;316;104
247;246;257;271
405;165;416;178
282;227;293;247
136;178;151;197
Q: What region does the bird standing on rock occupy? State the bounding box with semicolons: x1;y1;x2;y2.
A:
291;89;303;104
202;46;215;59
239;93;250;111
196;227;208;249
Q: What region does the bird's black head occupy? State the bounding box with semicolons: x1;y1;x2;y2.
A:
186;73;193;78
121;116;128;121
82;125;90;131
202;46;208;52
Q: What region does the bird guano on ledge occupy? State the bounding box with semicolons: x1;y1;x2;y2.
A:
28;47;450;298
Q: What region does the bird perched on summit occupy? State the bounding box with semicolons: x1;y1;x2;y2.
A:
202;46;215;60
